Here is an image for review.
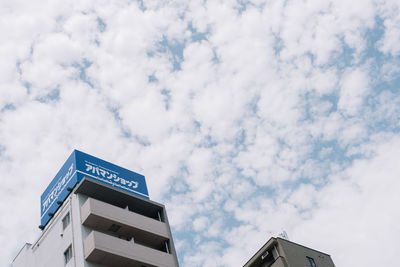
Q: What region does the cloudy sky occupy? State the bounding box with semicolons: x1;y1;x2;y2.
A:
1;0;400;266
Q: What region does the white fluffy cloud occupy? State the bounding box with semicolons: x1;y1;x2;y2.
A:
1;0;399;266
338;68;370;116
293;135;400;267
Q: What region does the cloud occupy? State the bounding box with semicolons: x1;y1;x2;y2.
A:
293;134;400;267
377;0;400;56
1;1;399;267
338;68;370;116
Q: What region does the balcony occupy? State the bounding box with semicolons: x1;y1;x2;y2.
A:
84;230;178;267
81;197;171;252
75;177;165;221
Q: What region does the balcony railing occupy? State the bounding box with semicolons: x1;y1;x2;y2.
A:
84;230;178;267
81;197;170;252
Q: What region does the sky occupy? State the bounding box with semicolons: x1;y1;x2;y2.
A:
1;0;400;266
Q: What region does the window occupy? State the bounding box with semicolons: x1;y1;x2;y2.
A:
64;245;72;264
307;256;317;267
62;213;70;230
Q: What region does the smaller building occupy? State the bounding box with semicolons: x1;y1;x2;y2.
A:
244;237;335;267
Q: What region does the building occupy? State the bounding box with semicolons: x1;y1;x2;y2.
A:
12;150;179;267
244;237;335;267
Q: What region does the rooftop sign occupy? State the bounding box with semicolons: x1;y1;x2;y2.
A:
40;150;148;227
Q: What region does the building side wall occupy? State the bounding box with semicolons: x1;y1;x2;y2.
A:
13;194;104;267
72;193;86;267
160;204;180;264
12;244;33;267
74;194;105;267
13;199;75;267
270;257;288;267
278;239;335;267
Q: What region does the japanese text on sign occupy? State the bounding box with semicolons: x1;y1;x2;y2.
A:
85;162;139;189
42;164;74;213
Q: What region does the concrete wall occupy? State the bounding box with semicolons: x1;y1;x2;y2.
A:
12;243;33;267
270;257;288;267
13;194;109;267
13;197;76;267
277;238;335;267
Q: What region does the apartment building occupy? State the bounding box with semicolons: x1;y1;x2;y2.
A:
12;150;179;267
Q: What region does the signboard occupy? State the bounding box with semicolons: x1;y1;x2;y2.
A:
40;150;148;227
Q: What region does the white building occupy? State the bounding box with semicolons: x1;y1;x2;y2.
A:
12;151;179;267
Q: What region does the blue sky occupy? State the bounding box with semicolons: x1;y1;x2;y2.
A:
1;0;400;266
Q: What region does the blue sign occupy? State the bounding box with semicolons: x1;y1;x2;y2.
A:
40;150;148;227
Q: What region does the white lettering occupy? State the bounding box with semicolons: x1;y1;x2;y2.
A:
42;164;74;213
84;162;140;191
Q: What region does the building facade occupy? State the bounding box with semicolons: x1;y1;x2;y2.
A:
12;150;179;267
244;237;335;267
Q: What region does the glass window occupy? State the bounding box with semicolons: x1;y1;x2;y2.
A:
62;213;70;230
307;256;317;267
64;245;72;264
